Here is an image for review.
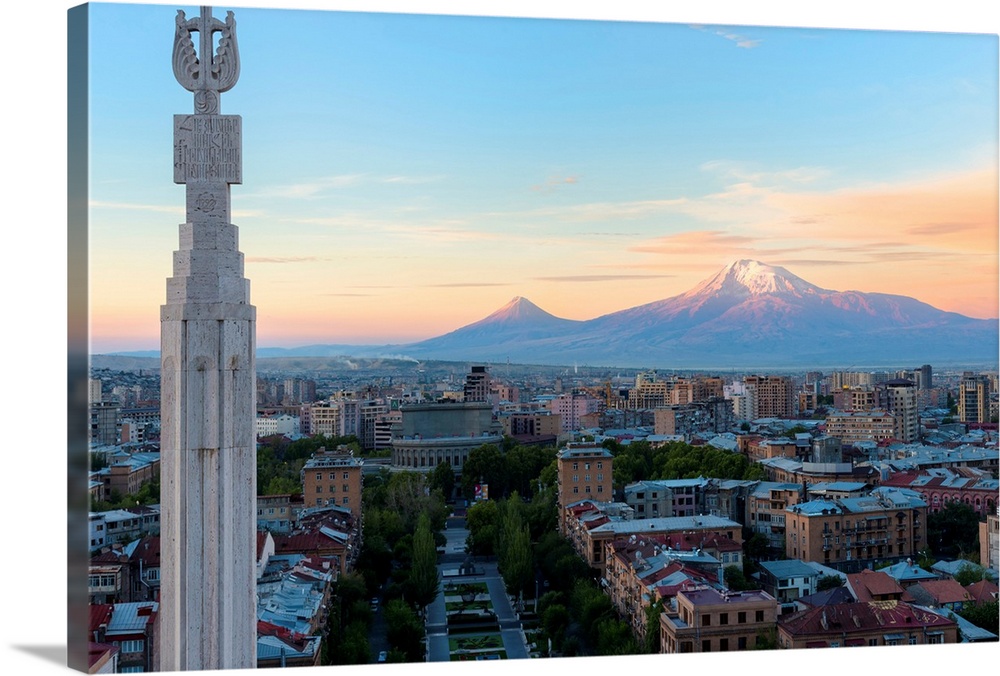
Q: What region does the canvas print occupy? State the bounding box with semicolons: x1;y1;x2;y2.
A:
66;2;999;674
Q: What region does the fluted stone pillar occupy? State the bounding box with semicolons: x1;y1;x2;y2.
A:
159;7;256;670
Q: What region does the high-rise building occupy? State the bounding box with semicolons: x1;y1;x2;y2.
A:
876;379;919;442
958;373;992;424
743;375;795;419
463;365;491;403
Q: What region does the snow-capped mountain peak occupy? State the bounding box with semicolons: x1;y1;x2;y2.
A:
690;259;824;298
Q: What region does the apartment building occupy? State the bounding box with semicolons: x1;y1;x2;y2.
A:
747;482;805;552
880;468;998;518
660;587;779;654
623;478;709;519
981;508;999;572
958;372;992;424
744;375;796;419
564;501;743;574
784;488;927;571
556;443;614;533
604;535;729;646
875;379;919;443
825;410;897;445
300;446;364;515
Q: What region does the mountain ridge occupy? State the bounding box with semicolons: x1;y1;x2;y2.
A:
99;261;998;369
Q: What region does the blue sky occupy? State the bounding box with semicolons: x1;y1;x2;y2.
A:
79;1;998;351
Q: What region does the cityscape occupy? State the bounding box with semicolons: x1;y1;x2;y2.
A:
52;2;1000;676
84;355;1000;671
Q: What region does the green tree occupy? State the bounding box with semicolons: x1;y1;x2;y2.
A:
817;574;845;591
595;617;639;655
752;627;779;650
927;501;981;559
498;496;534;601
644;600;664;653
724;564;756;591
461;444;508;498
429;460;455;499
954;561;994;586
958;600;999;633
541;602;569;652
384;599;425;662
465;498;501;555
407;513;440;610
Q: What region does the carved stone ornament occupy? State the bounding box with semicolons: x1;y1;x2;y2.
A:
173;6;240;114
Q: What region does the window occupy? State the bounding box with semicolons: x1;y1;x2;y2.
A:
738;637;747;650
343;472;349;479
597;462;603;469
585;486;591;493
701;614;711;626
585;463;591;470
573;487;579;494
315;473;322;481
738;611;746;624
573;475;579;482
701;640;711;652
597;486;603;493
720;613;728;625
755;610;764;622
121;639;145;653
719;638;729;651
316;485;323;493
329;472;336;480
572;462;578;470
342;497;349;505
330;485;336;493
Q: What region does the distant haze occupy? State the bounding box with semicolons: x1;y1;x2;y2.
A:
104;260;999;370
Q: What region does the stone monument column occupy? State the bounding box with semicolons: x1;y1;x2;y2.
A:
160;6;256;670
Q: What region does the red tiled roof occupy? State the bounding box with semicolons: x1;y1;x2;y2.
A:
89;604;113;633
88;642;119;669
965;579;999;604
847;570;904;602
780;600;955;638
257;620;314;652
912;579;972;605
129;535;160;568
273;531;347;555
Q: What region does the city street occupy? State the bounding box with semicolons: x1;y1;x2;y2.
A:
426;514;530;662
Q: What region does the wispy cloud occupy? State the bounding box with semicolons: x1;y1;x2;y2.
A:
251;173;441;199
534;274;675;283
630;230;757;256
246;256;328;264
426;282;510;288
89;200;183;215
531;175;581;193
691;24;762;49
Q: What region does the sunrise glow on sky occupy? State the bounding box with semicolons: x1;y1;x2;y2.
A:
85;1;999;353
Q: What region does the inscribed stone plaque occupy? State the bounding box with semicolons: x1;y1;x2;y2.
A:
174;114;242;184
